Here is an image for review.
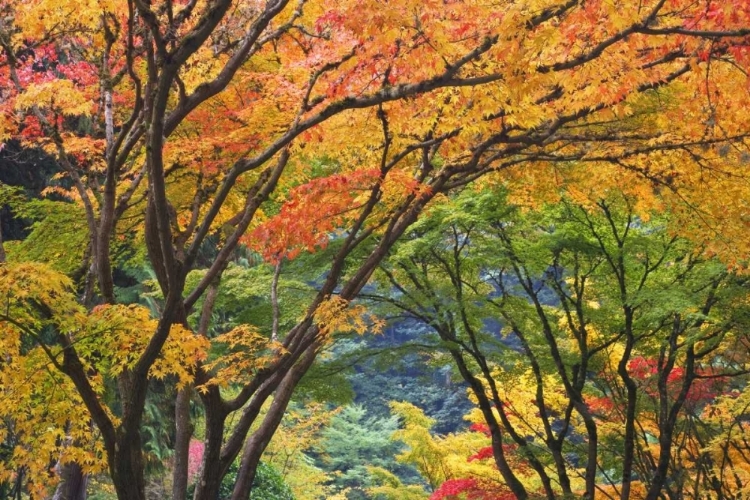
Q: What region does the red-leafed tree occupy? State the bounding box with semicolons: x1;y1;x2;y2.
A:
431;478;515;500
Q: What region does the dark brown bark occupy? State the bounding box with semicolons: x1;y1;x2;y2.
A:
644;334;697;500
575;399;599;499
444;344;528;499
616;309;638;498
0;218;6;264
174;279;220;500
192;386;228;500
230;346;318;500
110;425;146;500
504;258;588;498
172;388;194;500
504;316;572;494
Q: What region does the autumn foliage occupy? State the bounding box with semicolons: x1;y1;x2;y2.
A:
1;0;750;499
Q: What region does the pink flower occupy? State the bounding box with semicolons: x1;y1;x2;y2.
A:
187;439;205;482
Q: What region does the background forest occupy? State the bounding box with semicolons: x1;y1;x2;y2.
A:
2;0;750;499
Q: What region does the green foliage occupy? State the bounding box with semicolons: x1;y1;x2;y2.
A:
295;359;356;406
2;193;88;274
368;187;750;496
348;354;472;435
309;327;473;434
185;261;315;337
141;395;174;475
316;405;415;499
0;183;24;207
366;467;429;500
248;462;295;500
186;461;294;500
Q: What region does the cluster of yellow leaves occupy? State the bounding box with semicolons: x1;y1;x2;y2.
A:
81;304;209;388
0;263;104;497
0;112;13;143
700;391;750;495
0;339;109;498
366;467;428;500
14;80;93;117
260;402;344;500
314;296;384;338
386;401;515;495
389;401;453;490
0;262;87;334
494;367;578;432
8;0;120;46
0;265;211;386
0;262;210;493
199;325;285;390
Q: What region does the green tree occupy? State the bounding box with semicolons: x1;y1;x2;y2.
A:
316;405;410;500
186;461;294;500
369;188;750;499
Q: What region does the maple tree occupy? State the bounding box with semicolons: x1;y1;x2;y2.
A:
1;0;750;499
369;188;750;499
368;402;520;500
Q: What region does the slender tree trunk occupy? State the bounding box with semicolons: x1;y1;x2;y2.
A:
109;361;164;500
508;314;573;496
0;217;6;264
174;280;219;499
574;400;599;499
230;346;317;500
446;347;529;499
644;340;696;500
172;388;193;500
192;387;227;500
619;368;638;500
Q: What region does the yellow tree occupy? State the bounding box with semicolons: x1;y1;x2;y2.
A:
371;402;524;499
1;0;750;499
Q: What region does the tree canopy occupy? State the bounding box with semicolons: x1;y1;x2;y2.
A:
369;188;750;499
1;0;750;499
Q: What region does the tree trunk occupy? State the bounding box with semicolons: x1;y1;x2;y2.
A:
52;462;88;500
175;279;218;499
172;388;193;500
618;309;637;500
0;214;6;264
192;387;227;500
230;346;317;500
446;347;528;499
110;429;146;500
574;400;599;499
